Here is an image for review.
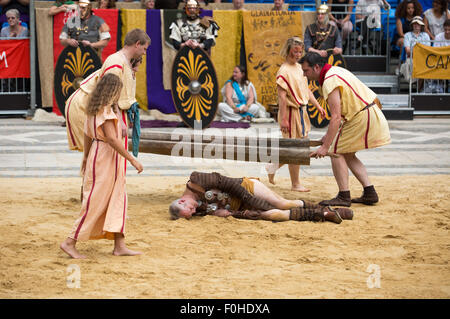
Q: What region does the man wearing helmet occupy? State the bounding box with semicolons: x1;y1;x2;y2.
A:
59;0;111;58
169;0;219;54
304;4;343;58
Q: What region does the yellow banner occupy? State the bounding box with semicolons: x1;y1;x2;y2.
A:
412;43;450;80
243;11;303;108
211;10;243;103
121;9;148;110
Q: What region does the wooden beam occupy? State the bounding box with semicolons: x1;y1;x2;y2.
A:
133;139;311;165
136;131;322;148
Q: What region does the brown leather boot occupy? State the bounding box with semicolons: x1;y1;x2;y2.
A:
334;207;353;220
322;206;343;224
319;191;351;207
351;185;379;205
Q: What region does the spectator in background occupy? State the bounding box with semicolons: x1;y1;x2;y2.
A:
423;0;450;39
0;8;28;37
327;0;354;51
400;16;430;88
0;0;29;27
355;0;390;54
393;0;423;50
141;0;155;9
272;0;285;11
232;0;244;10
48;0;76;16
100;0;116;9
404;16;430;56
434;18;450;45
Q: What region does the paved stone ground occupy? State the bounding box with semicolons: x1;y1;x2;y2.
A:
0;116;449;178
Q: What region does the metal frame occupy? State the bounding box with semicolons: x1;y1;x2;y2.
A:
0;0;35;116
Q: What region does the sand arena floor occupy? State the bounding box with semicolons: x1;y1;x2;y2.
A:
0;175;449;298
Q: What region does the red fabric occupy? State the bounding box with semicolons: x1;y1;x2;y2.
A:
92;9;119;62
52;10;119;114
52;12;69;115
319;63;332;86
0;39;30;78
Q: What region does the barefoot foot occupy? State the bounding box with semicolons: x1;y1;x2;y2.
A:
291;185;310;192
60;241;86;259
112;247;142;257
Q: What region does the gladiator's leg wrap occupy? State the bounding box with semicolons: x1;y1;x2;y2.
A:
289;207;325;222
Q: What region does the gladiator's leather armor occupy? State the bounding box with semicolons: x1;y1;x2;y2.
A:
189;171;275;212
306;23;338;50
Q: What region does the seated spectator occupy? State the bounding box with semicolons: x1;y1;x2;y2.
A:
0;0;29;26
404;15;431;57
355;0;390;54
434;18;450;46
48;0;76;16
327;0;354;50
99;0;116;9
272;0;285;11
217;65;268;123
393;0;423;50
232;0;244;10
423;0;450;40
142;0;154;9
304;4;343;58
0;8;29;38
400;16;431;89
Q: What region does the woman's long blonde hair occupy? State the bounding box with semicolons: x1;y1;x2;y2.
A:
86;73;123;116
280;36;304;59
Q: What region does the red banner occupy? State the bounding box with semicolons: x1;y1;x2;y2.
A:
52;10;119;114
0;39;30;79
92;9;119;62
53;11;72;114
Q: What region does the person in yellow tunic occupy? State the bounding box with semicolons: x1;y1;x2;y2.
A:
65;28;150;152
300;52;391;207
265;37;325;192
60;73;144;259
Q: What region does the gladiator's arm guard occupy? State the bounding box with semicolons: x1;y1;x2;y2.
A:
231;210;263;220
202;38;215;51
189;171;274;211
172;39;182;50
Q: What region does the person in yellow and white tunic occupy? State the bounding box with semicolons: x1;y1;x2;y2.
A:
65;29;150;152
265;37;325;193
300;52;391;207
